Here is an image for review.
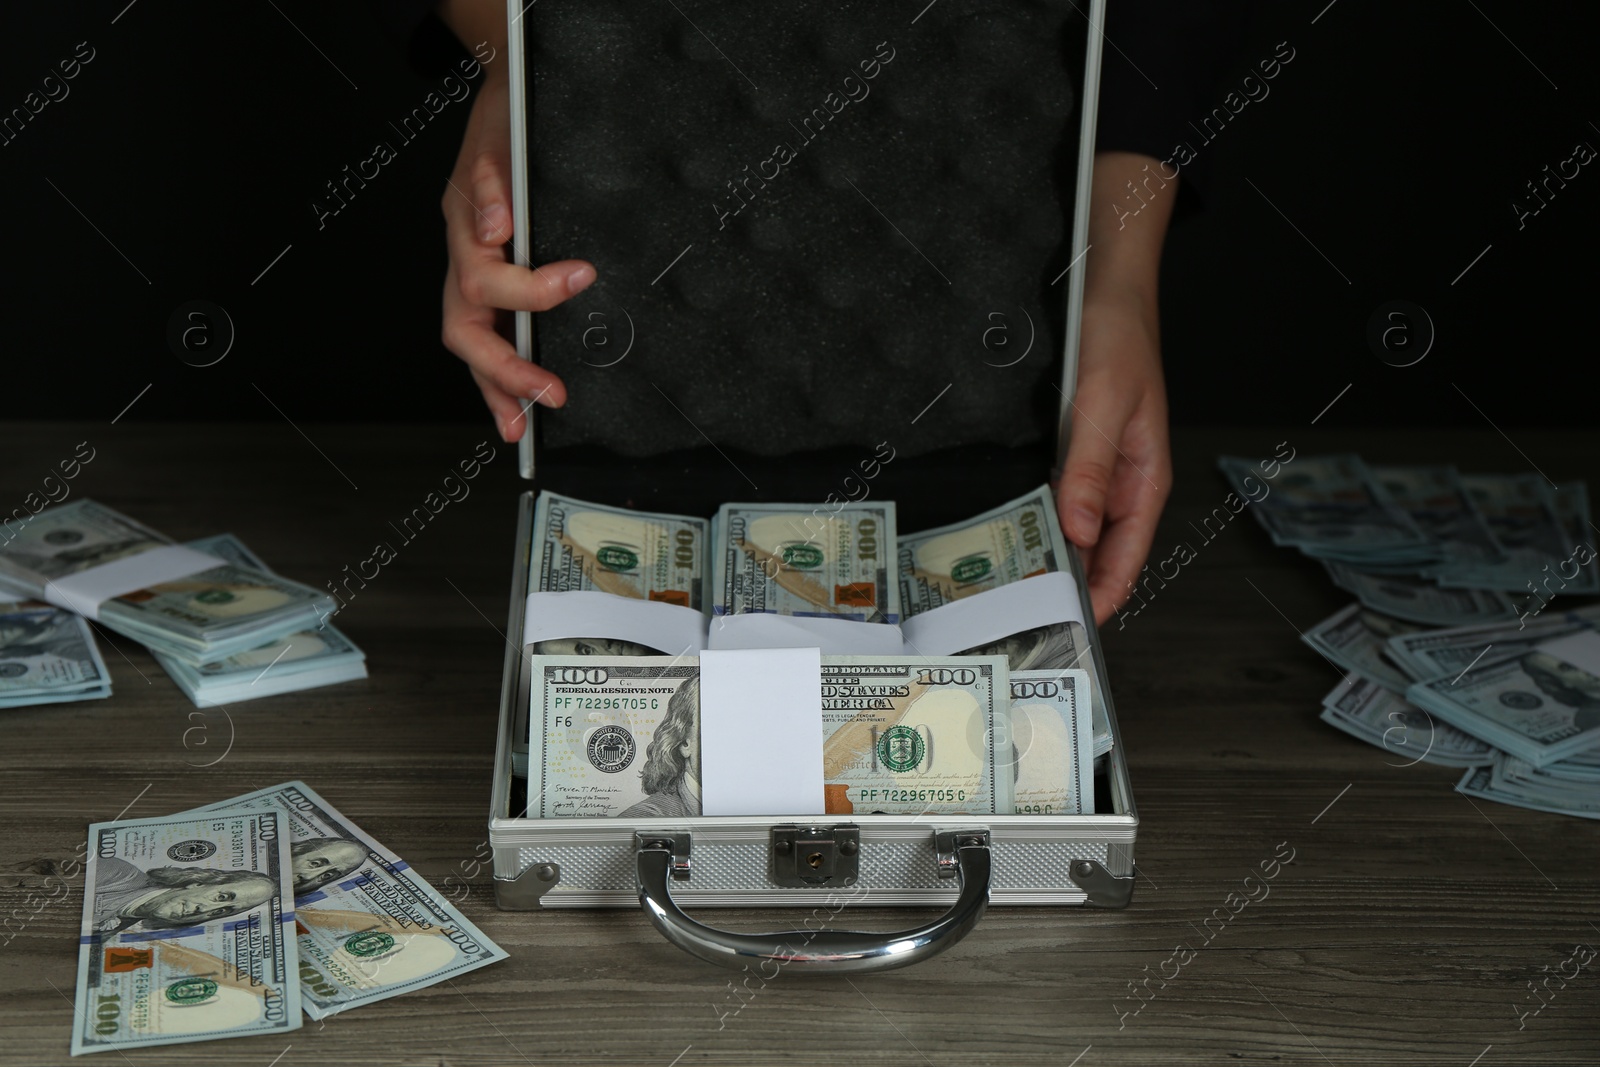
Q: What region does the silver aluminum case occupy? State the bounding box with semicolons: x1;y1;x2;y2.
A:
493;0;1134;909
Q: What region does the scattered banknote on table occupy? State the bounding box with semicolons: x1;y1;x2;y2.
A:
1218;453;1433;564
712;501;900;624
527;653;1027;818
0;600;111;708
529;491;710;656
897;485;1111;757
1250;455;1599;817
192;781;506;1019
73;809;299;1054
0;500;335;666
73;782;507;1053
1223;455;1595;618
1319;673;1493;768
151;535;366;707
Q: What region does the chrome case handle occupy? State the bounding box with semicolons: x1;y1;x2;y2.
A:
635;831;992;973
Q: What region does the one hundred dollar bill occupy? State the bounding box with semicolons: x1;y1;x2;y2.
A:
193;782;507;1020
1551;482;1600;595
151;536;367;706
1006;669;1094;814
1369;465;1506;572
530;491;711;655
1458;761;1600;820
0;501;334;664
1218;454;1431;558
1383;607;1600;682
1301;603;1425;689
1407;629;1600;767
1437;473;1574;591
821;655;1011;815
72;810;299;1055
528;653;1012;818
712;502;899;623
0;601;112;708
1319;673;1492;768
1323;563;1518;626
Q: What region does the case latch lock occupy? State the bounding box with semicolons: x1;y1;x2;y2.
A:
770;824;859;887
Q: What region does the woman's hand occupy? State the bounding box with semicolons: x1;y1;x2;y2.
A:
439;61;595;442
1056;151;1176;626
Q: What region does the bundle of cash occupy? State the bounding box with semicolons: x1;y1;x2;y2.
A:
1222;453;1597;624
712;501;900;624
1217;454;1434;564
526;652;1095;818
73;781;507;1053
899;485;1111;757
1319;673;1493;768
0;501;335;665
1306;597;1600;819
0;600;111;708
153;535;367;707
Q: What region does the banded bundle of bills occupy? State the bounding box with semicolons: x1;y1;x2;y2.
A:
525;653;1094;818
529;490;710;655
153;535;367;707
1306;599;1600;819
712;501;900;624
1222;454;1597;625
0;600;111;708
0;501;335;665
525;487;1114;762
899;485;1111;757
74;781;506;1054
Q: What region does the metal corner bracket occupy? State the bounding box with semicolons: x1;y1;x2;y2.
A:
1067;858;1135;908
494;861;563;910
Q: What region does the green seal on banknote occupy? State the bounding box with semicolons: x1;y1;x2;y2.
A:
594;545;639;572
780;542;825;569
164;978;218;1004
1499;691;1542;710
194;590;239;605
950;555;992;585
344;931;395;957
877;725;925;773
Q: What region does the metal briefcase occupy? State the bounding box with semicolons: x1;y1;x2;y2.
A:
487;0;1136;973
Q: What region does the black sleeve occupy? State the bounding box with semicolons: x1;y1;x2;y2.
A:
1096;0;1254;214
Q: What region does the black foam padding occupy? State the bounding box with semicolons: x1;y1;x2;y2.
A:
526;1;1083;459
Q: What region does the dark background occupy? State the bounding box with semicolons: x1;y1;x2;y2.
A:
1;1;1594;433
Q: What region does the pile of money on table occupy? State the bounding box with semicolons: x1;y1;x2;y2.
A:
72;781;505;1054
524;486;1113;817
1222;454;1600;818
0;501;365;709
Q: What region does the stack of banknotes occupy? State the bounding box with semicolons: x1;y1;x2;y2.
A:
527;654;1095;818
156;536;367;707
72;780;506;1054
523;484;1116;817
529;486;1113;738
1309;603;1600;818
1247;455;1600;818
0;599;112;708
1220;455;1598;624
0;501;364;708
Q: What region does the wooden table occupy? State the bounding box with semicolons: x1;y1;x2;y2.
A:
2;421;1596;1065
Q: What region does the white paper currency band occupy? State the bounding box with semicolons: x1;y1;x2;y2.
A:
523;590;708;655
42;546;226;621
1535;630;1600;674
706;613;906;655
699;647;825;816
899;571;1085;656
